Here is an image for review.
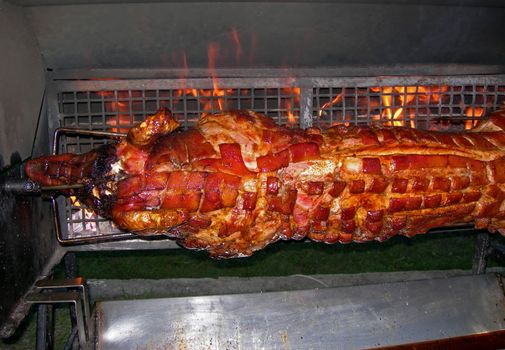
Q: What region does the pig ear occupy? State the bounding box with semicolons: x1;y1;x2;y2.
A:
127;108;180;147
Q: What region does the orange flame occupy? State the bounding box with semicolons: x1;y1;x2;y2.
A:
207;43;223;110
368;86;451;127
97;91;131;133
180;52;189;84
96;30;303;128
286;100;296;125
230;28;242;62
429;85;449;103
321;85;492;129
318;94;343;117
70;196;80;207
282;87;301;126
464;106;485;130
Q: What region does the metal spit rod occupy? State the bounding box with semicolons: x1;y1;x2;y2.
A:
52;127;126;155
0;179;84;195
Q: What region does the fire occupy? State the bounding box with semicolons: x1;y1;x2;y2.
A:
207;42;223;110
286;100;296;125
172;39;238;113
318;85;484;129
318;94;343;117
96;29;301;129
70;195;80;207
97;91;131;134
281;87;301;126
376;86;425;127
69;196;97;232
464;106;485;129
230;28;242;62
169;35;300;123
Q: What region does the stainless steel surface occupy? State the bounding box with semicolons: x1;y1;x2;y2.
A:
43;65;505;80
26;291;88;349
0;0;45;163
10;0;505;7
86;269;505;301
47;74;505;246
66;238;180;251
22;3;505;70
0;1;55;337
95;274;505;350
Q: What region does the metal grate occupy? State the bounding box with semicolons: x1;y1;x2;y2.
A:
58;88;300;154
50;75;505;242
314;85;505;130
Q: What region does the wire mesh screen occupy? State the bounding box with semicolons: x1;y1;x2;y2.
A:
58;88;300;154
52;77;505;242
314;85;505;130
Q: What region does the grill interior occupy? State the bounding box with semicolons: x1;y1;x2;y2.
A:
51;75;505;242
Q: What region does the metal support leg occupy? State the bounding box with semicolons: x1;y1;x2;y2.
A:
27;291;88;350
63;253;78;336
27;277;91;350
64;253;77;279
62;327;78;350
472;232;490;275
35;304;54;350
36;277;90;334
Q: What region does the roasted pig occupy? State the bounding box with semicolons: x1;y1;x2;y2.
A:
26;108;505;258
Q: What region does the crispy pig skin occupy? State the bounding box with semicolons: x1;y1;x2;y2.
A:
25;107;505;258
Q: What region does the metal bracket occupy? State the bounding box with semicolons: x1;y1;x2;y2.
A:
26;277;91;350
50;128;137;245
